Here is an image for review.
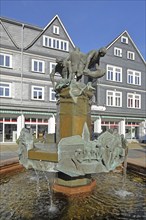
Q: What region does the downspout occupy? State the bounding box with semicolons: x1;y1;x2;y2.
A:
20;24;24;130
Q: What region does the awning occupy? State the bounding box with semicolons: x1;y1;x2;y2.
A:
0;110;56;116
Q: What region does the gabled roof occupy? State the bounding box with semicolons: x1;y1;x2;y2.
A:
25;15;75;50
0;19;20;49
106;30;146;64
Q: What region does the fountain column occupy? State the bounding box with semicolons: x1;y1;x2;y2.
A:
56;87;92;143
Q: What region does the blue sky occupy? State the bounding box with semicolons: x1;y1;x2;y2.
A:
1;0;146;59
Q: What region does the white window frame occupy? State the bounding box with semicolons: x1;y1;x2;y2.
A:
49;87;56;102
106;90;122;107
121;36;128;44
0;53;12;68
53;25;59;35
106;65;122;82
127;51;135;60
0;82;11;97
31;86;44;100
127;93;141;109
43;35;69;51
127;69;141;86
31;59;45;73
114;47;122;57
50;62;57;74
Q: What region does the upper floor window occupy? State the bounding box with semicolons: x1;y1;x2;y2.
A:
32;59;45;73
31;86;44;100
127;93;141;109
106;90;122;107
106;65;122;82
0;53;12;68
121;36;128;44
127;69;141;86
50;62;56;74
127;51;135;60
49;87;56;101
53;25;59;35
114;47;122;57
0;82;11;97
43;35;69;51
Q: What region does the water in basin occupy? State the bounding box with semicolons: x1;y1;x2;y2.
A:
0;170;145;220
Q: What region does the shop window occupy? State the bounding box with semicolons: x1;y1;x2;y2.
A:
25;118;30;122
31;118;36;122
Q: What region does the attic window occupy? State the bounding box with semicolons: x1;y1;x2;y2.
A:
121;36;128;44
53;25;59;35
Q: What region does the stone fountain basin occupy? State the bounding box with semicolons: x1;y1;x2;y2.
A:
28;143;58;163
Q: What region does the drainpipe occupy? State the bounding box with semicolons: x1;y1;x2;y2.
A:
20;24;24;132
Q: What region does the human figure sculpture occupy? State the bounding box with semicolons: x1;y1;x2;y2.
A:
50;58;69;88
50;46;107;90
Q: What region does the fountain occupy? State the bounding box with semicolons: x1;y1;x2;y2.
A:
1;46;145;219
18;46;128;195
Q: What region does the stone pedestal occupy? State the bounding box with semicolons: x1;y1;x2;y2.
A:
56;87;92;143
53;172;96;195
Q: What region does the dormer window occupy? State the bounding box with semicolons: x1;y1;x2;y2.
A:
43;35;69;51
121;36;128;44
53;25;59;35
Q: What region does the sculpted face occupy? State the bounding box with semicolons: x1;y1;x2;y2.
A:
99;47;107;57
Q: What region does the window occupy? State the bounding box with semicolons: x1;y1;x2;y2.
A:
50;62;56;74
31;86;44;100
32;59;45;73
121;36;128;44
49;87;56;101
127;93;141;109
106;90;122;107
43;35;69;51
114;47;122;57
0;83;11;97
127;69;141;85
106;65;122;82
53;25;59;35
0;53;12;68
127;51;135;60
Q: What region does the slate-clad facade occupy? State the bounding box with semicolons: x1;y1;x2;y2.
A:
0;15;145;143
93;31;146;141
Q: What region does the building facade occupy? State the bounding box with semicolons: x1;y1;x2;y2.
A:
0;15;75;143
92;31;146;141
0;15;146;143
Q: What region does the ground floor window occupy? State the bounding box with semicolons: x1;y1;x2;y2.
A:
0;118;17;142
25;118;48;140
